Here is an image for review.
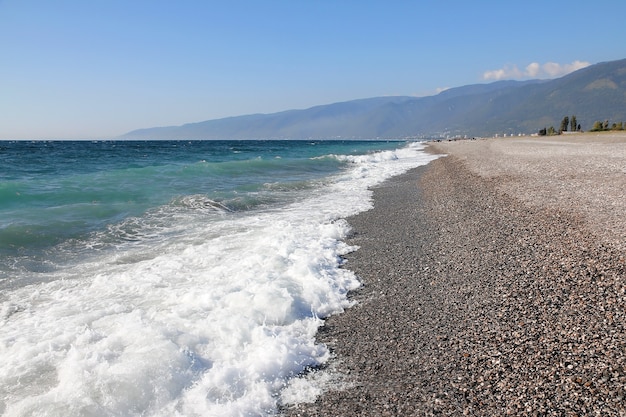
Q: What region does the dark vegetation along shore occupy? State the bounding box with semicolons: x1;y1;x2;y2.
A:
284;134;626;416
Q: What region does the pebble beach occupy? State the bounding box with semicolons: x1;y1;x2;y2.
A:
284;133;626;416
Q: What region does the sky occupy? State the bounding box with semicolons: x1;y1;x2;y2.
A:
1;0;625;139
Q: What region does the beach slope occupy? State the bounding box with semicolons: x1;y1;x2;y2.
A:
284;133;626;416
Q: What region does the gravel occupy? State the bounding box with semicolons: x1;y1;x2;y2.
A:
282;135;626;416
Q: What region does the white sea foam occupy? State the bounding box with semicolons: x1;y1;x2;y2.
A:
0;142;438;416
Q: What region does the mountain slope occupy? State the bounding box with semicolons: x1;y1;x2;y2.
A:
122;58;626;139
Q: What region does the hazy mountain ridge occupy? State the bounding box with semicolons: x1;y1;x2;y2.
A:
122;58;626;139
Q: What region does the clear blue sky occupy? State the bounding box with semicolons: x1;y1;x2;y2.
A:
1;0;625;139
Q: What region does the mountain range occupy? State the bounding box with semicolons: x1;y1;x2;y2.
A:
122;58;626;139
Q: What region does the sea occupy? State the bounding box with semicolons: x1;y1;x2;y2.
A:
0;140;438;417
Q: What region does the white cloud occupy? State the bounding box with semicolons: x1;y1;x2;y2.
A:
542;60;590;77
525;62;540;77
483;60;591;81
482;65;523;80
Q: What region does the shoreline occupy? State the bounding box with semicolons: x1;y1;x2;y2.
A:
284;134;626;415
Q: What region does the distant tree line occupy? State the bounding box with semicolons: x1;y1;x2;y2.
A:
539;116;626;136
538;115;581;136
590;119;625;131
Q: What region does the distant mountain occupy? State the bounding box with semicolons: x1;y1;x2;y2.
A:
122;58;626;139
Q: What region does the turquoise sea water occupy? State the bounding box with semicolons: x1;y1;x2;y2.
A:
1;140;397;277
0;140;438;416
